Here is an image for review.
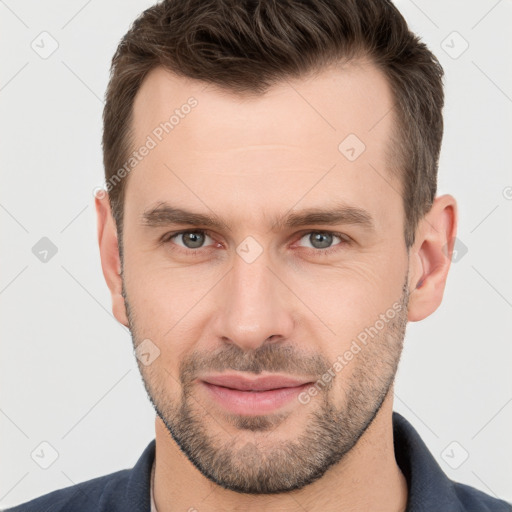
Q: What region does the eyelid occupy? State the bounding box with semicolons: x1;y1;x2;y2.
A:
160;228;352;255
291;230;352;255
294;229;351;245
161;229;216;247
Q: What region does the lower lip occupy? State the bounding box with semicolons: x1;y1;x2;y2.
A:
200;381;312;415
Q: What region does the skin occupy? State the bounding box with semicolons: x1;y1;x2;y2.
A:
96;59;457;511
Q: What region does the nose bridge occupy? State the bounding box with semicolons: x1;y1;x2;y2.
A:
215;250;294;350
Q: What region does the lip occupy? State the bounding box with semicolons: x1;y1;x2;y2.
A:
198;374;314;416
201;374;312;391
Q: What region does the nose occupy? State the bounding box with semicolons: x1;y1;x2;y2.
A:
212;252;295;351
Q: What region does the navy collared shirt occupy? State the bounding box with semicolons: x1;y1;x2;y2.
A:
4;412;511;511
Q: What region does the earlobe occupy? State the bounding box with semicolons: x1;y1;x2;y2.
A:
95;191;129;327
407;194;458;322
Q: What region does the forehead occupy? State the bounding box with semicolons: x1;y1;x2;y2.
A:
124;60;399;230
132;60;394;149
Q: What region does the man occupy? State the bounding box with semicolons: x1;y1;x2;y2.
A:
5;0;511;511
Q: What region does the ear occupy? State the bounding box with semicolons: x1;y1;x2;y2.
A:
95;190;129;327
407;194;458;322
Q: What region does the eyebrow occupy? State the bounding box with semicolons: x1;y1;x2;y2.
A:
140;201;375;233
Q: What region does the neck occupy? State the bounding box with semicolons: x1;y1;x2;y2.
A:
152;392;408;512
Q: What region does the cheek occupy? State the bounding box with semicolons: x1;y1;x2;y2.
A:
123;271;178;350
125;251;211;318
301;258;401;311
123;262;218;373
293;258;406;355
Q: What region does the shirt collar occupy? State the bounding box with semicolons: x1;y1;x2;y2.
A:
392;411;462;511
150;457;157;512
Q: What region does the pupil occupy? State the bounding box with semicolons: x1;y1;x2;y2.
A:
184;232;204;248
311;232;332;249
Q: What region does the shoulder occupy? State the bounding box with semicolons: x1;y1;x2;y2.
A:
452;481;512;512
2;469;131;512
392;412;511;512
2;439;155;512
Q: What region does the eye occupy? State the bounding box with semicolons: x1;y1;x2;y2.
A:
163;229;215;250
160;229;351;257
296;231;350;253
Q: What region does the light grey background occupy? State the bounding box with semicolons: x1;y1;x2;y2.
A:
1;0;511;508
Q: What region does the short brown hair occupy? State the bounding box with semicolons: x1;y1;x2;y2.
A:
102;0;444;250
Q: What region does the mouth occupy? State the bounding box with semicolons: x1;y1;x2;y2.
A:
198;374;314;415
201;374;313;391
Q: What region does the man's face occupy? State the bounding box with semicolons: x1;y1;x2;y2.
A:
119;61;411;493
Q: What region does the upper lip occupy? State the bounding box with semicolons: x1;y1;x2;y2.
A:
201;374;313;391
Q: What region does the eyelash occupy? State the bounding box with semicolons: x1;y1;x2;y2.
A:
160;229;351;257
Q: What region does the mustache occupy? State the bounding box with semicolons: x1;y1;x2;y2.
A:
179;343;331;385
